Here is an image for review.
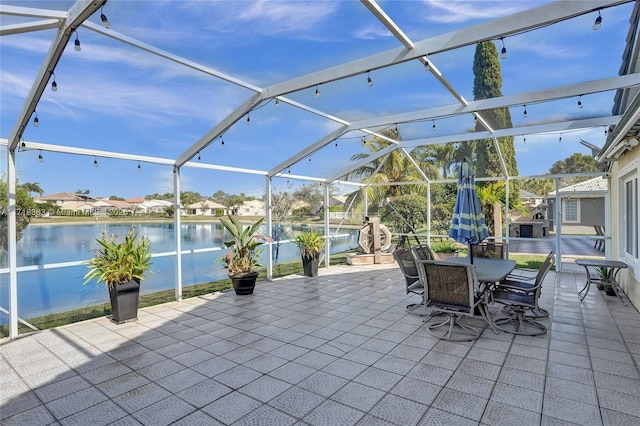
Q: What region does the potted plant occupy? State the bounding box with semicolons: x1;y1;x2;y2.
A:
84;228;152;324
219;215;268;295
431;240;460;260
294;228;324;277
595;266;617;295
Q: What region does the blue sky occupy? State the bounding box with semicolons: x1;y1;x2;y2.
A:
0;1;635;199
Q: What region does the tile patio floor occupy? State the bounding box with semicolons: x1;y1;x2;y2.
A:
2;262;640;425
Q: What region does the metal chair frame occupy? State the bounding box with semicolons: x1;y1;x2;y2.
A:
492;252;555;335
393;247;426;315
471;241;507;260
416;260;488;341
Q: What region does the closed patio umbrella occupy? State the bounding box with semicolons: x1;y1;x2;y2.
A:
448;159;489;264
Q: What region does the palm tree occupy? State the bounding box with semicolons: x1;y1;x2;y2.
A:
477;181;528;237
21;182;44;197
345;128;437;210
411;143;465;180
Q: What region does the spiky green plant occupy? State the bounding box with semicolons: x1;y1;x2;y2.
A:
294;229;324;258
219;216;268;277
84;228;152;290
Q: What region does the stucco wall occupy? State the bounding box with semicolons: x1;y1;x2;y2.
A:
609;150;640;311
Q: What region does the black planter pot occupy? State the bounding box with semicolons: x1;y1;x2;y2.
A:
302;255;319;277
108;278;140;324
231;272;258;295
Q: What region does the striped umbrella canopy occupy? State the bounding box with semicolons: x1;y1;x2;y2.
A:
448;159;489;262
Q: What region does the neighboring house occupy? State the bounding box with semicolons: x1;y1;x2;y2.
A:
126;197;146;213
237;199;265;216
545;177;607;232
75;199;133;216
35;192;95;211
520;189;544;208
138;199;173;214
187;199;228;216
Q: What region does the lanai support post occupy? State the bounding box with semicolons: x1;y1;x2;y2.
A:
324;183;330;268
173;166;183;301
554;178;563;272
265;176;273;281
7;149;18;338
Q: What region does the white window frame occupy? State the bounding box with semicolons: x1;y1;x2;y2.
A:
562;198;580;223
617;158;639;280
622;173;638;260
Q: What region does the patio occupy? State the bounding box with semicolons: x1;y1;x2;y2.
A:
2;262;640;426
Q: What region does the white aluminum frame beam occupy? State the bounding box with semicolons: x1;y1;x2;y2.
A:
0;4;66;19
262;1;630;99
348;74;640;132
6;0;106;152
178;0;631;173
0;19;61;36
329;115;621;182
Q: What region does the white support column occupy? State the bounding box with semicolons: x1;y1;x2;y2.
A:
554;178;563;272
173;166;182;301
363;187;368;218
505;178;510;256
324;184;330;268
7;149;18;338
265;176;273;281
426;182;431;243
604;188;611;259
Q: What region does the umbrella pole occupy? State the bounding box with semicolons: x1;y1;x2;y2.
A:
468;242;473;264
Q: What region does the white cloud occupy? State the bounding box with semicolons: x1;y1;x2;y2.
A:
175;0;338;37
353;23;394;40
420;0;529;24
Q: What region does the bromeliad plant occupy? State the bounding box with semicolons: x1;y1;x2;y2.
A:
84;228;152;289
294;228;324;259
219;216;269;277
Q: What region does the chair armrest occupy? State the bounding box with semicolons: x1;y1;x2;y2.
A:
506;269;537;281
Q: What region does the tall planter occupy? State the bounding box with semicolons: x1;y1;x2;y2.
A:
231;272;258;295
109;278;141;324
302;255;319;277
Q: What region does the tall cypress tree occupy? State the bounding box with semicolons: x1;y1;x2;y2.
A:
471;41;520;236
472;41;519;180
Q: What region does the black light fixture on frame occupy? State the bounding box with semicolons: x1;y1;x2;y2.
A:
74;31;81;52
593;10;602;30
100;6;111;29
500;37;507;59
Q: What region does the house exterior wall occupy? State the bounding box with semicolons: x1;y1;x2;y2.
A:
546;197;605;231
609;150;640;310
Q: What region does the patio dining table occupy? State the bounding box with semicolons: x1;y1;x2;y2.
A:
446;257;517;283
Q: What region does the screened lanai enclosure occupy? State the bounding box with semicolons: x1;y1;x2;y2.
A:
2;0;640;338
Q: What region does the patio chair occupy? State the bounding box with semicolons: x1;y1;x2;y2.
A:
492;252;554;335
499;250;554;305
393;248;427;315
410;243;436;262
471;241;506;259
593;225;605;251
416;260;484;341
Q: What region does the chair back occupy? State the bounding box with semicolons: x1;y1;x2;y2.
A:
393;248;419;292
411;244;436;261
417;260;478;315
534;250;555;289
471;242;506;259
